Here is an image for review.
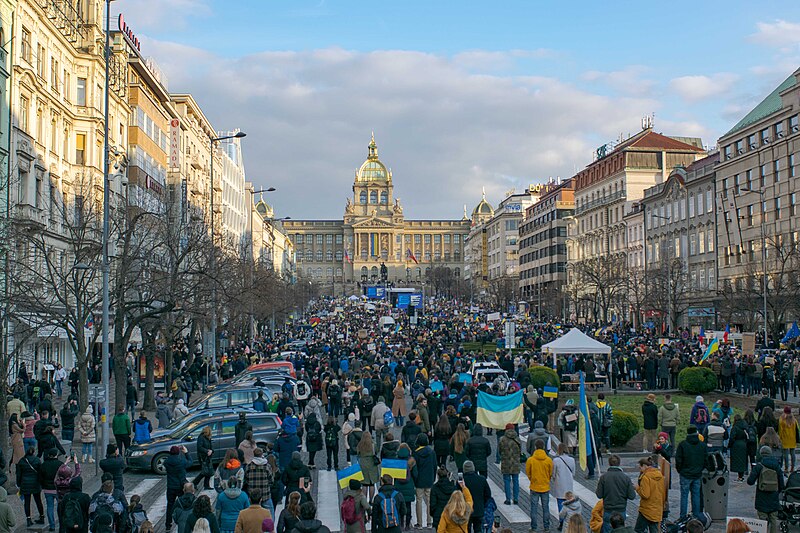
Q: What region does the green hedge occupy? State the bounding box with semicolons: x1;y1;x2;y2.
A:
528;366;560;390
610;410;640;447
678;367;718;394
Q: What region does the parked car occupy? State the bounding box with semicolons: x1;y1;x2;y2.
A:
188;384;284;412
207;371;293;392
152;407;257;437
126;411;282;474
247;361;296;377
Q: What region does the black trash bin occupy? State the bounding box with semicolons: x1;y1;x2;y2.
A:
702;451;729;521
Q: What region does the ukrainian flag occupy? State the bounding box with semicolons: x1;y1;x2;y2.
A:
700;337;719;364
381;459;408;481
337;463;364;489
578;371;592;471
476;390;523;429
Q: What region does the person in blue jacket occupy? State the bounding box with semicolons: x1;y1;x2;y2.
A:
132;413;152;444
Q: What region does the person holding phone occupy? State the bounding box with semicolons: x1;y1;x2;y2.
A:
436;477;473;533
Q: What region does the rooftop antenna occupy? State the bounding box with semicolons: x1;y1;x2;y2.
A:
642;114;654;130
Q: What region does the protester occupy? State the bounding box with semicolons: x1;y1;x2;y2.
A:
747;446;784;533
675;426;707;520
552;443;576;527
436;482;472;533
341;479;370;533
778;405;798;473
595;455;635;533
17;446;45;526
498;423;521;505
526;439;553;533
634;456;665;533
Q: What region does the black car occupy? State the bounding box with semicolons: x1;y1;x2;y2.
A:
188;384;283;412
126;411;281;474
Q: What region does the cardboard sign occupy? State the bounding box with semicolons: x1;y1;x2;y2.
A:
358;329;368;339
727;517;766;533
742;332;756;356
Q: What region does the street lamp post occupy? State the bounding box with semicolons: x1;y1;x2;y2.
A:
741;187;769;347
209;131;246;369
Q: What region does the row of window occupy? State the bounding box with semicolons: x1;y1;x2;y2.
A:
648;188;714;230
734;194;799;225
131;106;169;153
648;229;715;261
721;155;797;197
292;233;462;245
723;115;799;160
519;244;568;264
519;262;567;279
358;190;388;204
519;226;567;249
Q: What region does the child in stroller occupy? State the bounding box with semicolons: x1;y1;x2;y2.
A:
778;471;800;532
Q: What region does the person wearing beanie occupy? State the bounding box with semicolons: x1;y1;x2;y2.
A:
371;475;406;533
526;420;552;457
234;488;273;533
99;443;125;493
461;461;490;533
412;434;436;528
690;396;709;435
748;445;785;533
464;424;491;477
641;394;659;453
756;389;776;418
164;445;190;531
371;396;391;448
400;412;422;448
675;425;707;520
498;423;521;505
342;479;371;533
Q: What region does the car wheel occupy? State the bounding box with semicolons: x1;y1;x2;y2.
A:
152;453;169;475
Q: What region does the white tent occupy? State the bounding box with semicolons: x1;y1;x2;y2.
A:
542;327;611;368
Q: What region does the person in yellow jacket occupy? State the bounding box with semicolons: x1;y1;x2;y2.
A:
778;406;798;473
525;439;553;532
590;500;604;533
634;456;665;533
436;482;472;533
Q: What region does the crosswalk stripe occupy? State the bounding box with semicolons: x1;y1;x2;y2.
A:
127;478;161;498
317;469;342;532
485;477;529;524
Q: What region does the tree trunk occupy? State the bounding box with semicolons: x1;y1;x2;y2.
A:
144;340;156;411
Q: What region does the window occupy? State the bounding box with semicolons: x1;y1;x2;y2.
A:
335;250;343;261
761;128;770;145
697;192;703;216
774;159;781;182
76;78;86;107
791;115;799;133
325;234;333;244
688;194;695;217
19;95;28;131
791;154;796;178
75;133;86;165
335;234;342;245
424;234;431;244
775;197;782;219
315;234;322;245
689;233;696;255
698;230;705;253
735;139;743;154
723;145;732;160
708;269;715;290
747;134;756;149
454;234;460;243
325;250;332;261
305;250;312;261
699;268;706;288
359;191;366;204
326;267;333;278
380;191;388;204
296;234;304;244
776;121;785;139
690;270;697;289
36;45;45;78
760;164;767;188
369;191;377;204
74;195;84;226
64;71;70;101
792;193;797;217
444;234;451;244
21;28;31;62
707;229;714;252
315;250;323;262
434;234;441;244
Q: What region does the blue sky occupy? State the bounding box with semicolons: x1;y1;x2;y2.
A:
120;1;800;219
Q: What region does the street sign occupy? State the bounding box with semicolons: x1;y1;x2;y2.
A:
88;385;106;401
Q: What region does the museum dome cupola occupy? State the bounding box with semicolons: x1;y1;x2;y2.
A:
471;187;494;223
356;133;391;183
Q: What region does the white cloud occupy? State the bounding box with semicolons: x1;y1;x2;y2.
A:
669;73;739;103
112;0;211;32
144;42;671;218
749;20;800;51
581;66;656;97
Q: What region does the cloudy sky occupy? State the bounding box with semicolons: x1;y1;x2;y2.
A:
117;1;800;220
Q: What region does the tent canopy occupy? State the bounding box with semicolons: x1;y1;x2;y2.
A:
542;327;611;355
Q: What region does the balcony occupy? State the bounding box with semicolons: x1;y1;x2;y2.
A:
191;153;202;170
574;190;626;216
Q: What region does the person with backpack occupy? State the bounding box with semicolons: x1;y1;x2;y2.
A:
239;431;258;465
558;400;579;455
184;495;221;533
371;474;406;533
172;483;196;533
59;477;90;533
323;416;341;471
165;446;191;532
729;414;750;482
747;446;785;533
371;397;392;448
341;479;371;533
675;426;707;520
595;394;613;451
127;494;149;533
401;412;423;448
132;413;153;444
304;413;323;469
327;380;343;420
215;476;250;533
88;480;124;533
690;396;710;435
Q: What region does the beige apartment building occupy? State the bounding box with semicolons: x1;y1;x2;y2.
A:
518;179;574;319
567;126;704;322
284;135;469;295
715;68;800;336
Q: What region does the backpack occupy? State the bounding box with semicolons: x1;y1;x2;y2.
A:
296;382;308;397
693;406;709;425
325;426;338;447
600;404;613;428
383;410;395;428
91;501;117;533
328;384;342;400
563;409;578;432
307;425;321;444
63;497;85;531
282;382;294;397
128;508;148;533
378;490;400;529
758;466;780;492
746;425;757;444
341;495;362;525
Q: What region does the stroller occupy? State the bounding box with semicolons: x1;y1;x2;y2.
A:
779;471;800;532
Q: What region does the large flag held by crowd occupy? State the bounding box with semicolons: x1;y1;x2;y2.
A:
476;389;524;429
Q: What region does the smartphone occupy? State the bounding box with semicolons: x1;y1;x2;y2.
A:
457;472;464;483
494;517;501;528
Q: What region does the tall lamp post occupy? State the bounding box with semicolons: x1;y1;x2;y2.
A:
209;131;246;369
740;187;769;347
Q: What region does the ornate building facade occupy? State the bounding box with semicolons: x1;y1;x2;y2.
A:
284;135;470;293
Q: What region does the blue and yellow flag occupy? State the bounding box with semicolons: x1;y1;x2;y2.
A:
476;389;523;429
578;371;592;471
337;463;364;489
700;338;719;363
381;459;408;480
543;385;558;399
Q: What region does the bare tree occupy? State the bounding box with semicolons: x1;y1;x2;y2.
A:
487;275;518;312
571;254;626;322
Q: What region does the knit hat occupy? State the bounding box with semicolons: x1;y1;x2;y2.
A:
687;426;697;435
505;423;514;431
463;460;475;474
785;406;792;414
349;479;362;491
658;432;669;441
760;445;773;457
348;413;356;422
695;395;703;403
261;517;275;533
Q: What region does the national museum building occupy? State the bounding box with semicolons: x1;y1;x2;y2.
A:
284;136;471;292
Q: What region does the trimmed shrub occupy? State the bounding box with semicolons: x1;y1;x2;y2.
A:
610;410;640;447
528;366;560;390
678;367;718;394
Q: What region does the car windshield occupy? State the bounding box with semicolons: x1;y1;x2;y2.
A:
168;418;208;439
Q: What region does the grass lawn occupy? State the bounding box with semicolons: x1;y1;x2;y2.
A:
559;390;777;447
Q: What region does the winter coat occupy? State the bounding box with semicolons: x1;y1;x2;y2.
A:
281;456;311;497
0;487;15;533
198;434;213;467
370;483;405;533
392;387;409;417
430;478;457;528
10;421;24;464
185;508;221;533
238;440;258;465
277;509;299;533
274;433;301;472
156;403;173;428
244;457;273;502
675;433;707;479
357;444;380;486
305;417;323;453
215;487;250;532
747;456;785;513
215;459;245;493
559;498;582;525
99;455;125;492
658;402;680;428
16;454;42;495
525;449;552;493
111;413;131;437
729;420;750;474
59;479;91;533
79;410;96;443
38;456;63;491
551;454;575;500
303;398;323;423
779;417;798;449
433;427;452;459
412;446;436;489
172;493;197;533
498;430;521;475
164;453;190;491
636;467;665;522
462;472;490;519
401;422;423;448
289;518;332;533
595;466;635;513
393;457;416;504
132;418;152;443
641;400;658;430
342;488;371;533
436;486;472;533
235;504;272;533
463;426;491;474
